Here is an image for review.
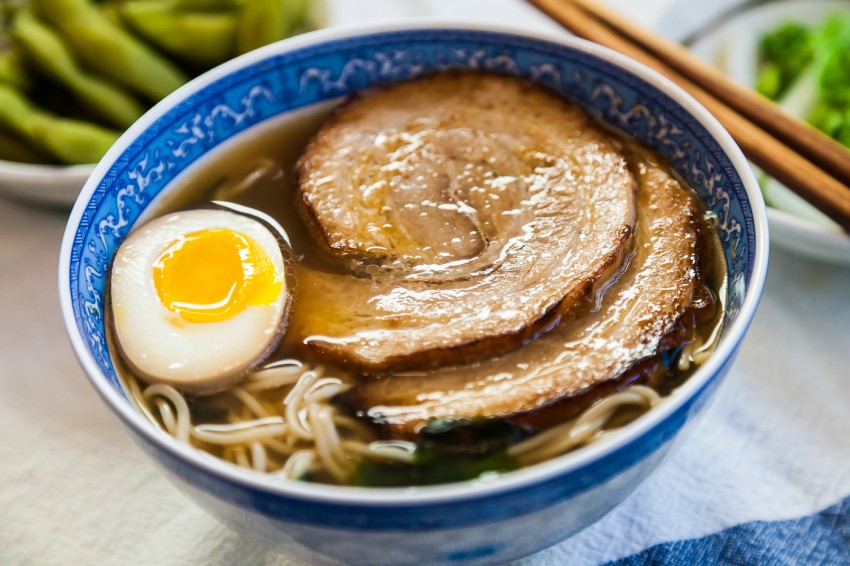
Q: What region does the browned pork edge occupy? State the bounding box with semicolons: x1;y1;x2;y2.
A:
507;215;721;434
338;157;718;439
343;232;717;439
508;292;716;434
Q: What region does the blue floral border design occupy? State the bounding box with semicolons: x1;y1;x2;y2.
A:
68;29;756;395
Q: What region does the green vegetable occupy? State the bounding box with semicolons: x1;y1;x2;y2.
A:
236;0;307;54
10;11;144;128
0;49;31;90
351;449;519;488
0;83;119;164
173;0;243;11
0;0;316;167
97;0;124;25
755;12;850;229
120;1;237;67
815;14;850;107
349;418;522;487
31;0;189;101
757;12;850;139
756;21;813;100
0;129;50;163
0;0;27;24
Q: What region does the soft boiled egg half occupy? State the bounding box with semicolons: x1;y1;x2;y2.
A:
110;208;289;393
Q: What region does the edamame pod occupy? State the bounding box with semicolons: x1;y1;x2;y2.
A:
236;0;293;54
120;1;237;67
0;50;31;90
283;0;312;36
174;0;243;11
11;11;144;129
0;130;50;164
286;0;310;33
31;0;188;102
0;83;119;164
98;0;123;26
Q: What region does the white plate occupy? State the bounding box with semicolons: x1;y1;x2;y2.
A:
678;0;850;265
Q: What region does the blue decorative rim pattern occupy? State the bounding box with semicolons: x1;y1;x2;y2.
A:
62;26;763;532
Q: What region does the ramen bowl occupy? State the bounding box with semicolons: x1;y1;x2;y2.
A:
59;23;768;566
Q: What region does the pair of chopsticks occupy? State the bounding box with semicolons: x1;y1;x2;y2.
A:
528;0;850;233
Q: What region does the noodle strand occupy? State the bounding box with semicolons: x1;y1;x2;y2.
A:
511;386;660;465
126;361;665;485
143;384;191;443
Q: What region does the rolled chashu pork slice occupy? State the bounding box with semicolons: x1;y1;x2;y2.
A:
292;73;636;371
348;158;707;437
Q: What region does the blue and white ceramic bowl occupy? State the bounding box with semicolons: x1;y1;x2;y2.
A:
59;23;768;566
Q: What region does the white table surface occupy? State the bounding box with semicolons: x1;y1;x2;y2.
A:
3;1;850;565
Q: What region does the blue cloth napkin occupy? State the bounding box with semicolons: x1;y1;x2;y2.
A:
610;495;850;565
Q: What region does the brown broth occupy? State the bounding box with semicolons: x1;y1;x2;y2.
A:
113;85;728;484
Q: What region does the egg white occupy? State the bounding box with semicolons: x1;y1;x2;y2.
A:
110;208;288;393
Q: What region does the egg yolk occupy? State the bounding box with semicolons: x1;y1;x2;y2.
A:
153;228;281;324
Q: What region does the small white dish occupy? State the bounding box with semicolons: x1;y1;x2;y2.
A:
686;0;850;265
0;160;94;208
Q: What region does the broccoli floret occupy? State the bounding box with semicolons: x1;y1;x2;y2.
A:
756;21;813;100
758;12;850;147
814;13;850;107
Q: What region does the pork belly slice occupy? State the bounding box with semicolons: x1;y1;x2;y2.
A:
291;73;636;371
346;158;705;437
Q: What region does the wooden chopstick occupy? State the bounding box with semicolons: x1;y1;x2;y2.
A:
566;0;850;188
527;0;850;233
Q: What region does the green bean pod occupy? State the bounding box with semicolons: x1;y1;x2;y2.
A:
11;11;145;129
236;0;304;54
286;0;310;33
173;0;243;11
31;0;188;102
0;129;50;164
0;83;120;164
121;1;237;67
97;0;124;26
0;49;31;90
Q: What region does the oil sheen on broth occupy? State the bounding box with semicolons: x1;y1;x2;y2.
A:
112;73;727;487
